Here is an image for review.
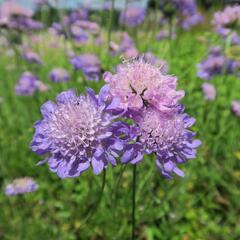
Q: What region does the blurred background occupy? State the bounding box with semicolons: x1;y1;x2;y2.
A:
0;0;240;239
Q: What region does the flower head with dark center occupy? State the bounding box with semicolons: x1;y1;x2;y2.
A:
104;57;184;113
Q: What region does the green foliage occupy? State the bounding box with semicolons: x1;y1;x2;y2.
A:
0;30;240;240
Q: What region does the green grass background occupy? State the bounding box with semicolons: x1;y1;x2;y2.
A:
0;26;240;240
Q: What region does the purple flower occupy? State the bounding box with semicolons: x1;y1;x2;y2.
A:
197;48;226;80
156;30;176;41
66;9;88;25
159;0;203;30
49;68;70;83
181;13;203;30
212;6;240;44
104;57;184;112
197;46;238;80
31;87;128;178
36;80;50;92
119;32;139;58
5;177;38;196
202;83;216;101
231;100;240;117
74;20;100;35
70;54;101;81
122;107;201;179
22;50;42;65
70;24;88;43
15;72;38;96
119;7;145;27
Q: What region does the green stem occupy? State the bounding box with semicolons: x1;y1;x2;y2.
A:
81;169;106;225
107;0;115;47
131;164;137;240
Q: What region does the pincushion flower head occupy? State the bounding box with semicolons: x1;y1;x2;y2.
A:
70;54;101;81
122;107;201;179
202;83;216;101
5;177;38;196
119;7;145;27
231;100;240;117
49;68;70;83
15;71;38;96
103;57;184;113
31;87;129;178
22;50;42;65
212;6;240;34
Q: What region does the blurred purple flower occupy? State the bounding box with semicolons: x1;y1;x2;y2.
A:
65;9;88;25
202;83;216;101
49;68;70;83
15;72;38;96
31;87;129;178
119;7;145;27
70;24;88;43
22;50;42;65
36;80;50;92
119;32;139;58
74;20;100;34
156;30;176;41
212;6;240;44
181;13;203;30
231;100;240;117
5;177;38;196
70;54;101;81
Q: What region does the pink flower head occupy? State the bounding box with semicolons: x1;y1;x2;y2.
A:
202;83;216;101
231;100;240;117
104;57;184;113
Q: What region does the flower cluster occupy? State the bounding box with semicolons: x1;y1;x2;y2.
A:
16;72;48;96
212;5;240;45
197;46;240;80
119;7;145;27
70;54;101;81
31;58;200;179
5;177;38;196
49;8;100;44
49;68;70;83
159;0;203;30
0;1;43;32
202;83;216;101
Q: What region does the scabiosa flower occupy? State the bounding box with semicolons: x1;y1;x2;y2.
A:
181;13;203;30
122;107;201;178
212;6;240;43
104;57;184;112
231;100;240;117
5;177;38;196
74;20;100;35
197;48;226;80
15;71;38;96
22;50;42;65
119;7;145;27
49;68;70;83
70;24;88;43
202;83;216;101
36;80;50;92
31;87;128;178
70;54;101;81
156;30;176;41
